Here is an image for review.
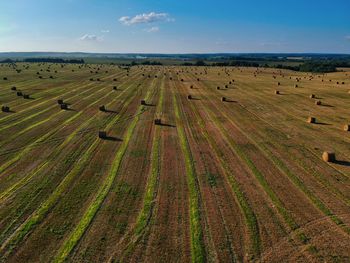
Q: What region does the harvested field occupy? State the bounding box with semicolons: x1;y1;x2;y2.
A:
0;63;349;262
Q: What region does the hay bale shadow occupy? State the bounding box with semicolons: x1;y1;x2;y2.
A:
316;122;330;126
105;110;119;114
159;123;176;128
334;160;350;167
321;104;334;108
145;103;156;107
104;136;122;142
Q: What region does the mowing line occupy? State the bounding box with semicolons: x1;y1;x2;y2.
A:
176;81;261;259
0;79;147;260
0;90;111;175
0;70;127;125
0;76;147;246
52;79;157;263
199;74;350;235
0;72;143;174
0;79;139;202
193;79;320;257
172;90;206;263
113;75;164;261
131;76;163;236
0;78;111;132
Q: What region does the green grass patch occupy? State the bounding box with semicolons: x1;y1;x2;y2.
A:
0;82;141;260
192;105;261;259
173;93;205;263
52;80;155;262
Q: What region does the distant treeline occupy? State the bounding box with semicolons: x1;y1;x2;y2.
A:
181;60;350;73
275;61;350;73
0;58;85;64
0;59;15;64
24;58;85;64
130;60;163;66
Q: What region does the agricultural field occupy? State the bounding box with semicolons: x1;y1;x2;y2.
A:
0;63;349;262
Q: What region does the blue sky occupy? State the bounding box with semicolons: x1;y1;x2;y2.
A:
0;0;349;53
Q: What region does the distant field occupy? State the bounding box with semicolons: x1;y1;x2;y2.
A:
0;63;349;262
338;67;350;72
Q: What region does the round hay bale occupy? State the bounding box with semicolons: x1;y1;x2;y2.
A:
217;87;220;90
307;117;316;123
99;105;106;112
344;124;350;131
275;90;280;95
322;152;335;162
221;97;226;102
57;99;64;105
60;103;68;110
187;95;192;100
141;100;146;105
99;131;107;139
295;84;298;88
310;94;315;99
1;106;10;112
315;100;321;105
154;119;161;125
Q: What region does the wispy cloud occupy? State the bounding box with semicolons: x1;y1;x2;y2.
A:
79;34;103;42
119;12;173;26
145;26;159;33
101;29;110;33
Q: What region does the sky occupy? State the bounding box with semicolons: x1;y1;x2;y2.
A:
0;0;349;54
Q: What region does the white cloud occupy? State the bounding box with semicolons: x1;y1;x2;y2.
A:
79;34;103;42
145;26;159;33
119;12;173;26
101;29;110;33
